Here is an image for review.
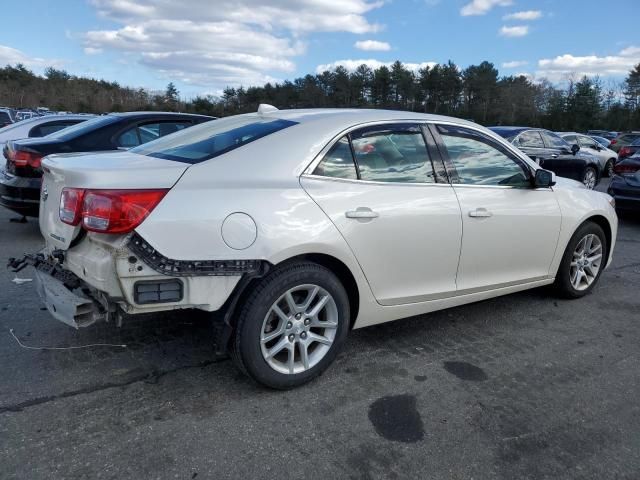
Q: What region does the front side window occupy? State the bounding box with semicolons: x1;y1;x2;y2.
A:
313;136;358;179
350;125;435;183
577;135;597;148
517;130;544;148
437;124;530;187
541;130;570;149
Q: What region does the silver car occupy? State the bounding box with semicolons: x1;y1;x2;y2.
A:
559;132;618;177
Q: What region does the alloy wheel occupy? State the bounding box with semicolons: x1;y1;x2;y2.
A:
582;168;597;189
569;233;603;291
260;284;338;375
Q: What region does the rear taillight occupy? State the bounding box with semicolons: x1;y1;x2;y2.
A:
610;139;617;145
59;188;85;226
9;149;43;168
613;162;640;175
81;189;168;233
59;188;168;233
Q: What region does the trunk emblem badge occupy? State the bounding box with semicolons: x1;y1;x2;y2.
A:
41;185;49;201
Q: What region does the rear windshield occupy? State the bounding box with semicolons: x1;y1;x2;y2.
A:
131;116;298;164
47;115;118;140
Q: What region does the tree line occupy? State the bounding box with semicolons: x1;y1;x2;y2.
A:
1;61;639;131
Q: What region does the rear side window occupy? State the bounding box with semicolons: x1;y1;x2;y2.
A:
313;136;358;179
49;115;119;140
116;121;192;148
351;126;435;183
518;130;544;148
133;117;297;164
29;120;83;137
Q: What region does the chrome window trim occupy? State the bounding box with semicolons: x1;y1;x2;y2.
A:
300;173;452;188
304;119;540;181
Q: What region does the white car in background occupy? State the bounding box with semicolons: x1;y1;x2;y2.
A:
559;132;618;177
0;114;94;150
13;106;617;389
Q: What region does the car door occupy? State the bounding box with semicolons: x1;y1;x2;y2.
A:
431;123;561;291
301;123;462;306
538;130;583;181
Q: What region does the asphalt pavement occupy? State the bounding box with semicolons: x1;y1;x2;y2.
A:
1;180;639;479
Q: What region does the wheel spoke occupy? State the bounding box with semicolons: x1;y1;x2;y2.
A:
587;253;602;263
308;294;329;317
272;304;290;323
265;337;289;359
286;343;295;374
298;342;310;370
285;291;299;314
301;286;320;312
261;325;284;344
308;332;332;346
584;235;593;253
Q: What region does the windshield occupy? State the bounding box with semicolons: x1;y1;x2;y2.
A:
47;115;118;140
132;115;298;164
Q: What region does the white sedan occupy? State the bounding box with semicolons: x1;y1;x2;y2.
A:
20;107;617;388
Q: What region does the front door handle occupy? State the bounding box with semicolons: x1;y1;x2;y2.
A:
550;154;559;158
469;208;492;218
345;207;379;219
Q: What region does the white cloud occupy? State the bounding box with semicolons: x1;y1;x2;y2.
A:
84;0;384;88
503;10;542;21
316;59;437;73
354;40;391;51
536;46;640;81
83;47;103;55
499;25;529;37
502;60;528;68
461;0;512;16
0;45;64;70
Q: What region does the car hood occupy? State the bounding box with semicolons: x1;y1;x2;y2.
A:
553;176;586;190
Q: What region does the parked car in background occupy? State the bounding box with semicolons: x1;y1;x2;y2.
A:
617;137;640;162
489;127;602;188
609;131;640;152
0;114;95;151
608;151;640;213
1;112;215;217
11;107;617;389
588;130;618;141
559;132;617;177
0;108;15;128
589;135;611;149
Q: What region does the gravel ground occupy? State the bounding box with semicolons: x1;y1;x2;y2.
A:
0;180;639;480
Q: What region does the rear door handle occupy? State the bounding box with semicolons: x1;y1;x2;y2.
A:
469;208;492;218
345;207;379;219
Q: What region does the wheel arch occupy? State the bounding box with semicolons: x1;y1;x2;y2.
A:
277;253;360;329
584;214;613;259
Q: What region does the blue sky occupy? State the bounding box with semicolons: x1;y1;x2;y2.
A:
1;0;639;98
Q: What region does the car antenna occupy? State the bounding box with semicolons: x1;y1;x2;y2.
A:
257;104;279;115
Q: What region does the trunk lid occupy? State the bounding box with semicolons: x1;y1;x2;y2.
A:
40;150;189;250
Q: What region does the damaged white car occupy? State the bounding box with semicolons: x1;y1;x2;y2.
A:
10;106;618;388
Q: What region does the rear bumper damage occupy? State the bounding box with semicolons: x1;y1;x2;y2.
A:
9;232;270;329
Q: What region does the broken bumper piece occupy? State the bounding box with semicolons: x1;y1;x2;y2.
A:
34;269;107;329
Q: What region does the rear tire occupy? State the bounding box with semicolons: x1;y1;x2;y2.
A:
554;222;607;299
231;261;350;389
605;159;615;177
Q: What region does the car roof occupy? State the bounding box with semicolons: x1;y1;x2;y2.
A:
107;111;215;119
249;108;479;133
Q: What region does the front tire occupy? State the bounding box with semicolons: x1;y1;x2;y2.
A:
582;167;598;189
231;261;350;389
554;222;607;299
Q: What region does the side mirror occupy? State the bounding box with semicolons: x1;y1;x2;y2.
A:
571;144;580;155
534;169;556;188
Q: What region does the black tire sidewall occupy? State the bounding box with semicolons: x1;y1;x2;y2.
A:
235;262;350;389
555;222;607;298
